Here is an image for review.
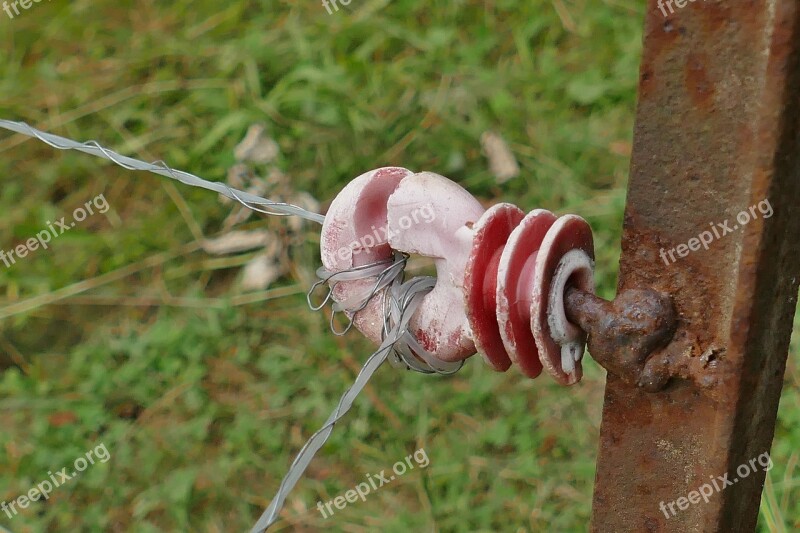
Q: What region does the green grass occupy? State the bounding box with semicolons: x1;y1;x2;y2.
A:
0;1;797;531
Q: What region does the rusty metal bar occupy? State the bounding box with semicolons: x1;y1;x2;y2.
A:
590;1;800;532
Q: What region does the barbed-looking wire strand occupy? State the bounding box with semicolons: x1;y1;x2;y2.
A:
0;119;325;224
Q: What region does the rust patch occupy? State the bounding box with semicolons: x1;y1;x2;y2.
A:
640;11;682;69
697;0;734;33
685;52;716;109
564;287;678;391
639;65;656;99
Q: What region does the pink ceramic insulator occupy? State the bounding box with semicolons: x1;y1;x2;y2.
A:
320;167;412;344
320;167;595;384
321;167;484;362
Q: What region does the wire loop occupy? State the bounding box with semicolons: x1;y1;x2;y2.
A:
309;252;464;375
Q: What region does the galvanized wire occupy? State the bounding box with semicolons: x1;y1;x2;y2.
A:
0;118;463;532
307;252;464;375
251;257;458;532
0;119;325;224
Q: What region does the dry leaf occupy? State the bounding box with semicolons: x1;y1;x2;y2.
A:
480;131;520;184
240;252;285;291
234;124;280;164
202;230;274;255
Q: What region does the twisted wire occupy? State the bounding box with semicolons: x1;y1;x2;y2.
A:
307;254;407;336
307;253;463;375
0;118;462;532
251;257;463;531
0;119;325;224
252;259;457;532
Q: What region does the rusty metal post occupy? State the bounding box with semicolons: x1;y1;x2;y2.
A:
590;2;800;532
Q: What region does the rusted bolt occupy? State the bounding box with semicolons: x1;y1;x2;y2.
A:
564;286;678;391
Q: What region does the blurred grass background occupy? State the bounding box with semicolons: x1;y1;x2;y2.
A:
0;0;797;531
